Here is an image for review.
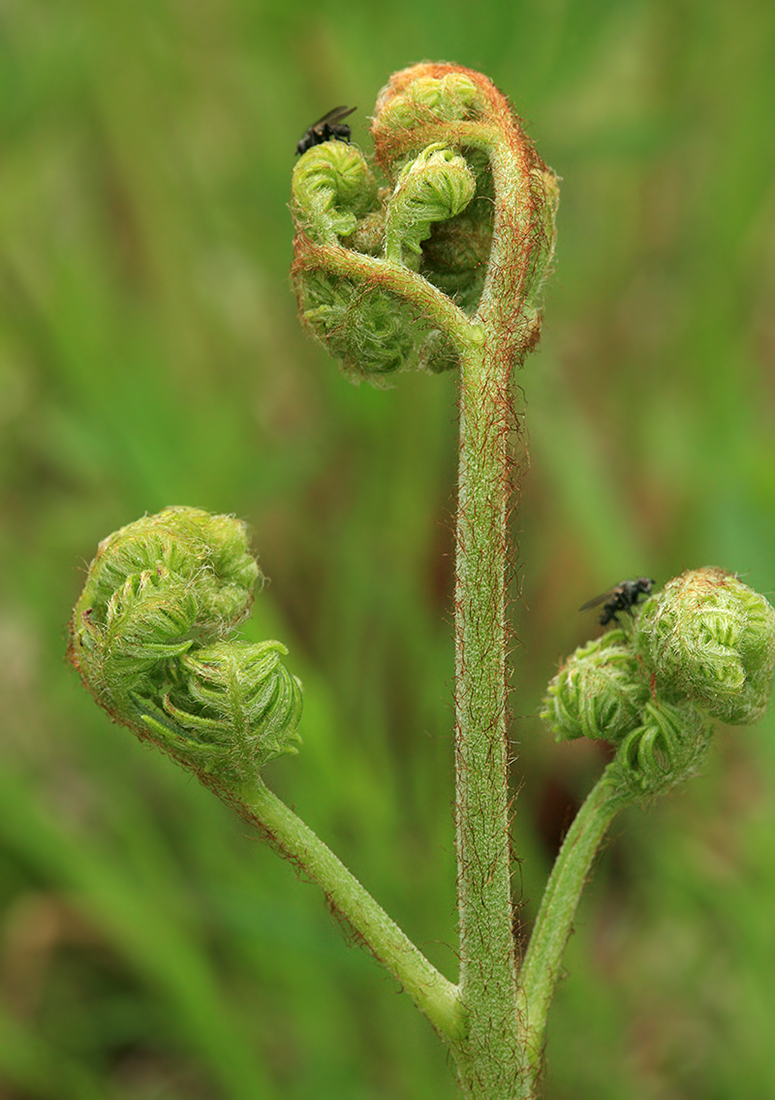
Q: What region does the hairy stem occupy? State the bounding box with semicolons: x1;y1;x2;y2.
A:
237;779;464;1045
291;66;559;1096
454;337;523;1096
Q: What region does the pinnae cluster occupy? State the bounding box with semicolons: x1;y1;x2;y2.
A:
68;506;303;790
291;62;559;382
542;568;775;799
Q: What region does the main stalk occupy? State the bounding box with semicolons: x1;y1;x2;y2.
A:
453;334;523;1096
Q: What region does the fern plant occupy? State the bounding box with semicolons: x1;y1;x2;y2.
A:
69;63;775;1099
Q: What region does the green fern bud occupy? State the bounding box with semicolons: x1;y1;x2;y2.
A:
372;67;486;137
634;567;775;724
291;63;559;383
414;148;493;316
291;140;418;380
609;701;713;801
543;568;775;808
293;270;416;380
136;640;302;781
541;631;650;745
292;141;378;245
372;62;559;352
68;506;303;788
384;144;476;268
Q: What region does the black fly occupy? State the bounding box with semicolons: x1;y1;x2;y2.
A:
296;105;356;156
579;577;654;626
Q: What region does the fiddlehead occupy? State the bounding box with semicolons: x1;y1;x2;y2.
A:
68;506;302;790
291;62;559;382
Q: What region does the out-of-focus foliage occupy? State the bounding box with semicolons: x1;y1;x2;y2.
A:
1;1;774;1097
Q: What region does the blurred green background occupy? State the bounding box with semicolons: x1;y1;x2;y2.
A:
1;0;774;1097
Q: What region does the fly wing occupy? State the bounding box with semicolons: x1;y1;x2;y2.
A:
311;105;356;130
578;590;613;612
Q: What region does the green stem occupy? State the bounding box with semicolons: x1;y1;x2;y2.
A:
237;779;464;1045
518;771;623;1077
451;127;552;1100
453;336;523;1097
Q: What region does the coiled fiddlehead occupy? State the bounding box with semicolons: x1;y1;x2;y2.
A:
522;570;775;1069
541;631;650;746
635;567;775;725
542;567;775;801
291;62;559;382
68;506;302;790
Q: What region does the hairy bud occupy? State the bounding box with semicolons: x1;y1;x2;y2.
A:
68;507;303;788
541;632;650;745
292;141;378;245
609;701;713;801
635;567;775;725
372;62;559;349
372;67;486;137
384;144;476;268
543;567;775;807
293;271;416;380
291;62;558;382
